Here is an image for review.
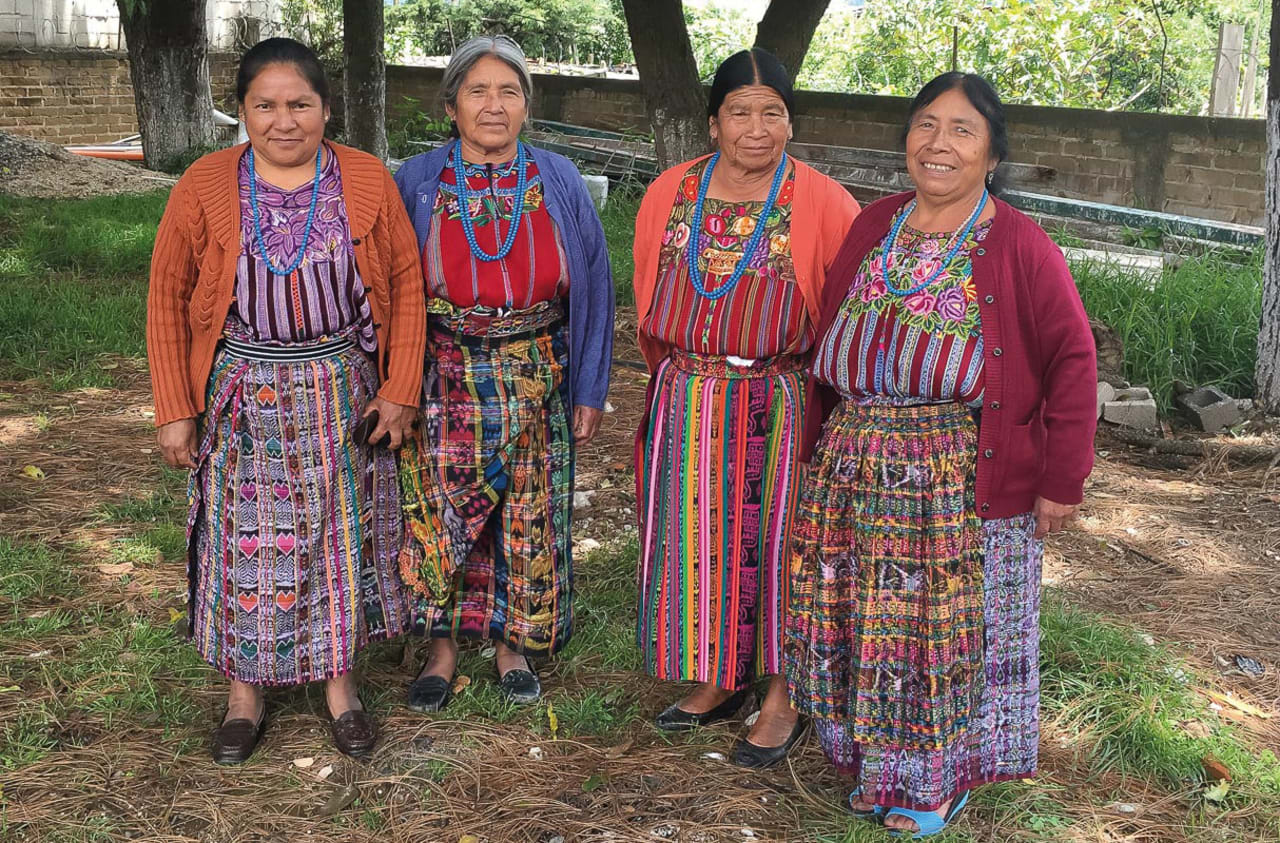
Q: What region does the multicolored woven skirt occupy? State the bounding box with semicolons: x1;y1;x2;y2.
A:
786;399;1041;809
398;300;573;656
188;333;408;686
636;349;806;689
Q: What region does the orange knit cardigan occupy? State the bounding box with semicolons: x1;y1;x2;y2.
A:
146;142;426;427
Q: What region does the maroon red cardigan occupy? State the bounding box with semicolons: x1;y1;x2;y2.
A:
801;192;1097;519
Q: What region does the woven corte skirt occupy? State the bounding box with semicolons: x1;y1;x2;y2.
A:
636;349;806;690
785;399;1041;810
398;302;573;656
188;337;408;686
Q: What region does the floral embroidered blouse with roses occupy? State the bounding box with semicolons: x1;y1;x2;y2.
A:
642;159;808;358
230;142;377;352
811;210;992;405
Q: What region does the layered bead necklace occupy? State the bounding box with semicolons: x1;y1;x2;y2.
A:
247;144;324;277
881;188;989;296
451;138;528;262
686;152;789;301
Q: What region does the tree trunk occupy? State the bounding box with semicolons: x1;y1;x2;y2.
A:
116;0;215;171
752;0;831;82
1258;0;1280;412
620;0;708;169
343;0;387;160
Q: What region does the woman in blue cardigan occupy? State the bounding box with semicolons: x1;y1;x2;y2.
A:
393;35;614;711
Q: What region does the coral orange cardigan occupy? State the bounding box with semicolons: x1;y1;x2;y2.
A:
631;153;860;373
146;142;426;427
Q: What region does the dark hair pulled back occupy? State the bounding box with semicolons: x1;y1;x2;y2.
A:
903;72;1009;194
707;48;794;120
236;37;330;106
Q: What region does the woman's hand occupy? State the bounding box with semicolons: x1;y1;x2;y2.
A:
573;406;603;446
1033;496;1078;539
157;419;198;470
362;396;417;449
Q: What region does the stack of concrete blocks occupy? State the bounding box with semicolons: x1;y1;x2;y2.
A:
1100;384;1159;430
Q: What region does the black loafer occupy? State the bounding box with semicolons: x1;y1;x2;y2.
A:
210;705;267;765
497;659;541;705
730;717;808;768
407;675;453;713
654;688;748;732
328;706;378;760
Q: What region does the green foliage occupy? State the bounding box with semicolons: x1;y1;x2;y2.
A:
1073;250;1260;406
386;97;454;158
597;189;641;307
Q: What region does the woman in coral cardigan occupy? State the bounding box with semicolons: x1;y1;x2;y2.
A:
631;48;858;768
786;73;1096;837
146;38;425;764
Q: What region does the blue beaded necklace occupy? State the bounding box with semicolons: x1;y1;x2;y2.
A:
686;152;789;301
247;144;323;277
881;189;988;297
451;138;528;262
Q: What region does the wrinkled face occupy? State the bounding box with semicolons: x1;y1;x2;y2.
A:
904;87;998;203
239;63;329;169
447;55;528;155
709;85;791;173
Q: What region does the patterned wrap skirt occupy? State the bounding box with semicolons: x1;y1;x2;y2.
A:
188;333;409;686
786;400;1041;810
398;300;573;656
637;349;806;690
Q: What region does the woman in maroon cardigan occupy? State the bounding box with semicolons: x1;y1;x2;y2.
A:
784;73;1096;837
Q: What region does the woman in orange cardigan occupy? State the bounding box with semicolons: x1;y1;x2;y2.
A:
632;49;858;767
146;38;425;764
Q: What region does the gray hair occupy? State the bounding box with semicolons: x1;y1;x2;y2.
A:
441;35;534;113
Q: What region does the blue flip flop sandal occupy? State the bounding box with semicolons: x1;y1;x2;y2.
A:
847;787;884;822
885;790;970;838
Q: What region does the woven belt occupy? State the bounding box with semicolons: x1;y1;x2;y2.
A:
669;347;807;379
428;299;564;339
221;334;356;363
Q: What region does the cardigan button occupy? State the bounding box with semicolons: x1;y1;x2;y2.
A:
351;237;362;245
977;248;986;256
984;295;995;304
989;401;1000;410
981;502;991;512
983;448;994;458
992;347;1003;357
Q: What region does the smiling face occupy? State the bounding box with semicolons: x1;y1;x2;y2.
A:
447;54;528;160
904;86;998;205
239;63;329;170
709;85;791;175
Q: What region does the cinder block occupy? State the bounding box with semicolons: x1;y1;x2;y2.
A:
1175;386;1241;433
1097;381;1116;420
1103;386;1159;429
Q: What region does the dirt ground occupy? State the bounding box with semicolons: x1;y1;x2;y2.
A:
0;130;176;199
1;316;1278;842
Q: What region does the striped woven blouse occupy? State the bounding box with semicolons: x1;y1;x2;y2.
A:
423;153;568;309
230;143;376;351
811;211;991;404
642;159;809;358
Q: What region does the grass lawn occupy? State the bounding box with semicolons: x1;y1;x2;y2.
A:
0;190;1276;841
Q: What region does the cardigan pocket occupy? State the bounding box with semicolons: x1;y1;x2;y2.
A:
999;419;1045;505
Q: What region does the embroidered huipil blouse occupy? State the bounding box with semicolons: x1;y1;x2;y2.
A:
230;144;377;351
811;209;992;404
423;152;568;308
642;159;807;358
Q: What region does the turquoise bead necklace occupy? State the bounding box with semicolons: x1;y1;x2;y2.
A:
247;144;323;277
686;152;789;301
451;138;528;262
881;188;989;297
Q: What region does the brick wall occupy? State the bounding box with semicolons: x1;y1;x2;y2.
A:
389;66;1266;227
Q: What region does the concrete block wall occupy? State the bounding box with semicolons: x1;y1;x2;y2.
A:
389;66;1266;227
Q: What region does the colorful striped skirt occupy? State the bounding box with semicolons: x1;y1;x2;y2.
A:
636;349;806;690
398;300;573;656
188;333;408;686
786;399;1041;810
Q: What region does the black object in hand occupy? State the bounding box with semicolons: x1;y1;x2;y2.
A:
352;409;392;448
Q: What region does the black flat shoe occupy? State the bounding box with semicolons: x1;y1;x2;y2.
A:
730;716;808;768
327;704;377;760
654;688;748;732
497;658;541;705
211;704;267;765
407;674;453;713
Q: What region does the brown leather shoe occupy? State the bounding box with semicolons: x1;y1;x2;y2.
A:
211;705;267;765
328;706;377;759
